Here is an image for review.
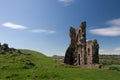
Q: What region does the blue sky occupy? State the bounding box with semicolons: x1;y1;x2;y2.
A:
0;0;120;56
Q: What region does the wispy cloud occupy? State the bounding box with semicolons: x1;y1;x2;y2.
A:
90;18;120;36
99;49;120;55
58;0;74;6
100;51;120;55
107;18;120;26
114;47;120;51
2;22;56;34
29;29;56;34
99;49;105;52
2;22;27;30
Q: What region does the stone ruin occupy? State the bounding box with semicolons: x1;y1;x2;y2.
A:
64;22;99;65
0;43;21;54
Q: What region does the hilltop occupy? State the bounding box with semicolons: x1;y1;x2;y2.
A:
0;49;120;80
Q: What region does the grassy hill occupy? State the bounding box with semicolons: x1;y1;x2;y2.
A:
0;50;120;80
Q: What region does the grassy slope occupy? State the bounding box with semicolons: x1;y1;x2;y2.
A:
0;50;120;80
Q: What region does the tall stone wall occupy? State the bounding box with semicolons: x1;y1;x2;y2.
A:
74;22;86;65
64;27;76;65
64;22;99;65
86;40;99;64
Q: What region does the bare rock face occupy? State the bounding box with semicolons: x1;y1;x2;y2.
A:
64;22;99;65
0;43;21;54
2;43;9;50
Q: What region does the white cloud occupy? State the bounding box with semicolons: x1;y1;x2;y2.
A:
99;49;105;52
99;48;120;55
2;22;27;30
2;22;56;35
107;18;120;26
99;51;120;55
58;0;74;6
29;29;56;34
114;47;120;51
90;18;120;36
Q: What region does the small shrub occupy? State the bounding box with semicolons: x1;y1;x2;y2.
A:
0;65;8;69
23;62;35;69
5;74;19;79
109;65;120;71
5;75;10;79
27;74;30;77
26;62;35;66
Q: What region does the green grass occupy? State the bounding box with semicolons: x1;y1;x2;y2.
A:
0;49;120;80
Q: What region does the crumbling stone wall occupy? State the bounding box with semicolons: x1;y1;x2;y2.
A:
74;22;87;65
64;22;99;65
64;27;76;65
86;40;99;64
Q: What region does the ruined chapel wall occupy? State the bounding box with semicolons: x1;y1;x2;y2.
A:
64;22;99;65
86;40;99;64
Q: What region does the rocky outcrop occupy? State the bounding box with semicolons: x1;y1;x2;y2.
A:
64;22;99;65
0;43;21;54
